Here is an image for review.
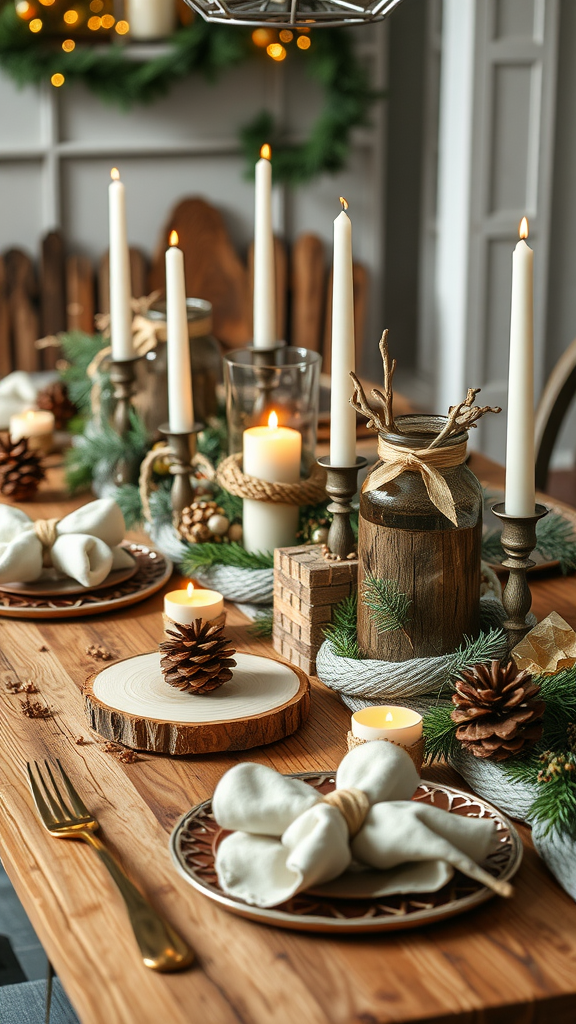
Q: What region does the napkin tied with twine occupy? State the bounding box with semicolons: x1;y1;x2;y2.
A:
0;498;133;587
213;742;512;909
363;436;468;526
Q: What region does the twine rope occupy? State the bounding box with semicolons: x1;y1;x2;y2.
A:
363;436;468;526
216;452;327;506
138;446;216;527
33;517;60;567
323;787;370;837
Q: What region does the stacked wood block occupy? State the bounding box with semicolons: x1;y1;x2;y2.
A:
273;544;358;675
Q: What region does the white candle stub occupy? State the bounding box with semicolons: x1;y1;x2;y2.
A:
10;410;54;441
242;410;301;554
351;705;423;747
164;583;223;625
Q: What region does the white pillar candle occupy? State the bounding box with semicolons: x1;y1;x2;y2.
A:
108;168;134;362
243;411;301;553
351;706;423;747
330;198;357;467
166;230;195;434
505;217;535;517
164;583;223;625
126;0;176;39
253;144;276;349
10;409;54;442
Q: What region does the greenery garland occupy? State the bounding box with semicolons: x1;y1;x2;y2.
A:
0;6;379;185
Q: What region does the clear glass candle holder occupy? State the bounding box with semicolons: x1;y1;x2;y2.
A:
223;347;321;469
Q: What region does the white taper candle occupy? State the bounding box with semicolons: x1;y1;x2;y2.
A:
330;198;357;467
253;144;276;349
108;168;134;361
505;217;535;517
166;230;194;434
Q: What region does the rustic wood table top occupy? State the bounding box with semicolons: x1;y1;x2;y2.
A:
1;454;576;1024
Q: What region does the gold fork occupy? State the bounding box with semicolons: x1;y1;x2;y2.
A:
27;759;194;972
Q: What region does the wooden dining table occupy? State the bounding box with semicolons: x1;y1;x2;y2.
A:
1;452;576;1024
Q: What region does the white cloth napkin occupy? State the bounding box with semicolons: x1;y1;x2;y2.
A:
213;742;510;908
0;498;133;587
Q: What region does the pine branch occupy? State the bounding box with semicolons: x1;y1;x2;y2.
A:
213;487;243;525
361;575;412;642
248;608;274;638
535;513;576;575
180;542;273;574
323;594;360;659
423;705;460;765
448;628;508;677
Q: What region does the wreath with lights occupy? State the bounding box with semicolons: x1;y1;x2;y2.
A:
0;2;379;184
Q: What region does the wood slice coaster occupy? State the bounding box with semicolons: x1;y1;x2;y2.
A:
0;544;172;618
84;651;310;755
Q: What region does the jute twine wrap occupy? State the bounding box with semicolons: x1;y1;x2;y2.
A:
346;733;425;774
323;788;370;837
33;517;60;567
364;436;468;526
216;452;327;505
138;445;215;528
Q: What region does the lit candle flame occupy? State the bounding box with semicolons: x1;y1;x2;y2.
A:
385;711;393;722
187;582;194;597
339;196;349;212
268;410;278;429
169;229;179;247
110;167;120;181
519;217;529;240
260;143;272;161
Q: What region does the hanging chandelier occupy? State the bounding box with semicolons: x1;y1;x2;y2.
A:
182;0;404;30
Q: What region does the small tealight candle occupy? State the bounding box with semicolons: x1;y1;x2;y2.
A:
164;582;224;625
351;705;423;747
10;409;55;452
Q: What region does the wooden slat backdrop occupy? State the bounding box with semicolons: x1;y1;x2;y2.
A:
5;248;39;371
40;231;66;368
1;456;576;1024
66;255;95;335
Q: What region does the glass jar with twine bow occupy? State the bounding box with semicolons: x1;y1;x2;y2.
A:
351;332;500;662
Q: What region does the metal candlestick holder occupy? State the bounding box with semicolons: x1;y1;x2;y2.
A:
491;502;549;650
109;356;143;486
159;423;204;516
317;456;368;559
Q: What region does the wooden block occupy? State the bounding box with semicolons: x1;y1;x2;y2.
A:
5;248;40;372
273;544;359;674
66;255;95;334
291;233;325;352
40;231;66;368
0;256;13;377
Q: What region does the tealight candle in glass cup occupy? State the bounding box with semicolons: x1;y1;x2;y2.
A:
10;409;55;454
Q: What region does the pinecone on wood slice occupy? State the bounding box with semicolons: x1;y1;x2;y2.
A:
451;659;545;762
36;380;77;429
159;619;237;694
0;436;46;501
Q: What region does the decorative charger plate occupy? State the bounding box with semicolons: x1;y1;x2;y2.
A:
170;773;523;933
0;557;138;597
0;544;172;618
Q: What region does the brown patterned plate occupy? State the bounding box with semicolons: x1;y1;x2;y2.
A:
170;773;523;933
0;551;138;597
0;544;172;618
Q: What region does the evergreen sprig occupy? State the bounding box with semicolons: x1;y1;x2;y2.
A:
64;409;149;493
248;608;274;638
361;575;412;647
58;331;109;418
323;594;360;659
0;7;380;186
180;541;273;574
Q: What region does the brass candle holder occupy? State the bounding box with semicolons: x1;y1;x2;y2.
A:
491;502;549;650
317;456;368;559
159;422;204;516
109;355;143;486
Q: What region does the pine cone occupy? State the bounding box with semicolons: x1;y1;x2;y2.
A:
451;659;545;762
0;436;46;501
36;380;77;430
159;619;237;694
177;500;225;543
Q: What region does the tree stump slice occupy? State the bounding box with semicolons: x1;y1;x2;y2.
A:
84;650;310;755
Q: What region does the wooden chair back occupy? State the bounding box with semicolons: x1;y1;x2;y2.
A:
535;337;576;490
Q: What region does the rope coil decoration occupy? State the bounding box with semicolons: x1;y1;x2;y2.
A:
138;445;215;527
216;452;327;506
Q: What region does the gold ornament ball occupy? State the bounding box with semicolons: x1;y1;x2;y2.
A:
227;523;243;543
311;526;329;544
207;513;230;537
